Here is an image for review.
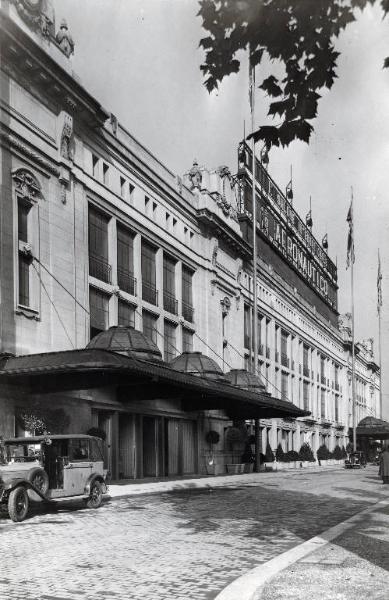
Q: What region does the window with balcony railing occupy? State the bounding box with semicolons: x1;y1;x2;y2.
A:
275;351;280;363
182;301;194;323
281;353;289;368
117;226;136;295
141;241;158;305
182;328;193;352
164;320;177;362
244;305;251;349
118;300;135;328
163;255;177;314
321;375;326;385
163;290;178;315
143;310;158;345
182;266;194;322
266;346;271;359
89;207;111;283
303;366;310;378
303;381;310;411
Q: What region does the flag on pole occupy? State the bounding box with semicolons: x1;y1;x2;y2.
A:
346;198;355;269
377;249;383;314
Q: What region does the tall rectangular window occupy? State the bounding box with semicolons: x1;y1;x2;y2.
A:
281;371;289;400
103;163;109;185
89;287;109;339
335;395;339;422
182;266;194;322
118;300;135;328
143;311;157;344
117;226;135;295
164;321;176;362
17;199;31;306
321;389;326;418
244;305;251;350
303;381;310;411
163;255;177;314
88;207;111;283
303;345;310;377
92;154;99;178
141;241;157;305
281;330;289;367
120;176;126;198
182;328;193;353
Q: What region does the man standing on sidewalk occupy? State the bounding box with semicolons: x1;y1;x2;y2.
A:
379;445;389;484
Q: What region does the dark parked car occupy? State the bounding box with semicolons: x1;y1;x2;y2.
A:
0;434;108;522
345;451;367;469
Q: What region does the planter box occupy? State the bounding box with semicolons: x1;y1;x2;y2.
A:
226;463;245;474
206;463;225;476
243;463;254;473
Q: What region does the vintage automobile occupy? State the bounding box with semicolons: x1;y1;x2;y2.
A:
345;451;367;469
0;434;109;522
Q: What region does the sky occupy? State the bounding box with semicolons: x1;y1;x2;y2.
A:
53;0;389;415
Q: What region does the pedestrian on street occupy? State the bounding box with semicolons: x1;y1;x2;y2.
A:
379;445;389;484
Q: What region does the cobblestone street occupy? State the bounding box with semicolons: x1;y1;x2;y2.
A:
1;467;387;600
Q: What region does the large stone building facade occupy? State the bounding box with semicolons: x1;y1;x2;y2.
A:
0;1;380;478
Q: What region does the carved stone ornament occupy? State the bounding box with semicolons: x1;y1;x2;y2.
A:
188;159;202;190
211;244;218;266
221;296;231;316
60;113;74;161
11;0;55;38
12;169;41;203
55;19;75;58
176;175;183;195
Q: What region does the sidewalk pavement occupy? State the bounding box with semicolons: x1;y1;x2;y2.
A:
107;464;344;498
258;497;389;600
217;495;389;600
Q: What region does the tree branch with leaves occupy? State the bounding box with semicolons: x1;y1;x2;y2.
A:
199;0;389;147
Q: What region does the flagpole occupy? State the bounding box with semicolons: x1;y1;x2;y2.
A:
350;188;356;452
378;249;383;418
249;52;261;472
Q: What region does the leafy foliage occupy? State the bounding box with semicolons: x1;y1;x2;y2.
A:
275;442;285;461
18;404;70;435
205;430;220;444
265;441;275;462
332;445;344;460
285;450;300;462
198;0;389;147
299;442;315;462
317;444;332;460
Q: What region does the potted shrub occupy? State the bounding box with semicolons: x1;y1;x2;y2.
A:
285;450;300;468
317;444;331;465
299;442;315;466
332;445;343;461
205;430;221;475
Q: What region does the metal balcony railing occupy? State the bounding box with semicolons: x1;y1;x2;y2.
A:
142;281;158;305
163;290;178;315
118;268;137;296
182;301;194;323
321;375;326;385
89;254;111;284
281;353;289;368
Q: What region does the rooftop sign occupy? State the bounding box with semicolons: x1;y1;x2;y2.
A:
237;142;338;311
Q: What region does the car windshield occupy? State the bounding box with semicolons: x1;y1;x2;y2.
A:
2;443;41;464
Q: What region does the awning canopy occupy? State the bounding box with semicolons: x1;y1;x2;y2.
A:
356;416;389;439
0;348;309;420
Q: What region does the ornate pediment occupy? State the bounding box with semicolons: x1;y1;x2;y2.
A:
12;169;41;203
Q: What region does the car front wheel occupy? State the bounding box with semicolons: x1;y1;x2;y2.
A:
86;481;103;509
8;486;29;522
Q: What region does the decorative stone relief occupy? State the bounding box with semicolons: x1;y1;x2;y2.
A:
55;19;74;57
211;243;218;266
221;296;231;316
11;0;54;37
110;114;118;136
176;175;183;195
59;112;74;161
12;169;41;203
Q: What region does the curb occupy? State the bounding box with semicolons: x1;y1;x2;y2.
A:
214;497;389;600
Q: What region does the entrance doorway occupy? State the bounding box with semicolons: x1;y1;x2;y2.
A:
142;416;164;477
165;418;197;476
